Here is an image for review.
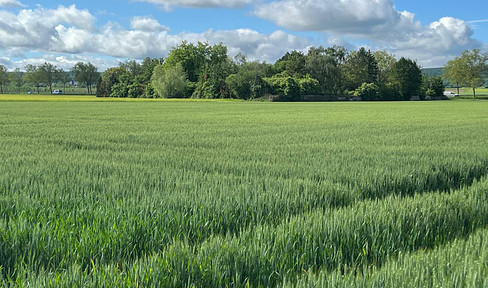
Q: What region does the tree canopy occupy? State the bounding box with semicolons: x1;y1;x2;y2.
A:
444;49;488;98
72;62;99;95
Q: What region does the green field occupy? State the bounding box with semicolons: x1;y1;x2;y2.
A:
1;99;488;287
446;87;488;99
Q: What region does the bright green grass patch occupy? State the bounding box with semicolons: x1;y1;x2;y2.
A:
1;101;488;286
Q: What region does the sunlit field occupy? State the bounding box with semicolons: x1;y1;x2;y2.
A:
1;100;487;286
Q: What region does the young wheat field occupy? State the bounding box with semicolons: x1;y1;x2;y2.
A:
0;99;487;287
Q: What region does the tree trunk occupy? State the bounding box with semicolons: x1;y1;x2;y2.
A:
473;87;476;98
456;84;460;96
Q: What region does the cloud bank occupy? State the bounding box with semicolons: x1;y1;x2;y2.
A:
0;1;485;70
253;0;484;66
0;5;308;70
132;0;253;10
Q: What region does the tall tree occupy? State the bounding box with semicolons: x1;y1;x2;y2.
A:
445;49;488;98
305;46;343;94
39;62;58;94
342;47;379;91
390;57;422;100
58;69;71;91
373;50;396;86
0;65;9;94
24;65;43;94
225;61;271;99
71;62;99;94
164;41;209;83
9;68;23;93
274;50;306;77
443;57;466;96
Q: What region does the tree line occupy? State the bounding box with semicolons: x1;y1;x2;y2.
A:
1;44;486;100
0;62;99;95
97;42;448;101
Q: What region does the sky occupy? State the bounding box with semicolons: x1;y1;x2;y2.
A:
0;0;487;71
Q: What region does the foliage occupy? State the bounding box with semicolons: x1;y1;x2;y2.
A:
225;61;271;99
164;41;209;83
354;82;380;100
298;74;322;95
23;64;43;94
444;49;488;98
264;73;301;101
151;63;188;98
71;62;99;95
390;57;423;100
305;46;344;94
421;75;445;99
193;43;235;99
342;47;379;91
2;43;480;101
97;58;160;98
38;62;58;94
275;50;306;77
373;50;396;85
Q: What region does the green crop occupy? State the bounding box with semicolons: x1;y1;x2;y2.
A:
0;100;487;286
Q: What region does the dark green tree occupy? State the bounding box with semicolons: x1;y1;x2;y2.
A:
421;76;445;100
193;43;235;98
274;50;306;77
225;61;271;99
342;47;379;91
390;57;422;100
164;41;209;83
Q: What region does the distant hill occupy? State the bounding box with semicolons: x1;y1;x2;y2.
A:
421;67;488;87
421;67;444;78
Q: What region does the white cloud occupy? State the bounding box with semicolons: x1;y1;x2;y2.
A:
253;0;485;67
253;0;421;38
0;2;485;70
131;16;169;32
0;4;310;70
132;0;253;10
0;0;25;8
0;5;95;52
385;17;483;67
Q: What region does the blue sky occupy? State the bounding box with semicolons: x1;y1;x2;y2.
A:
0;0;487;70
